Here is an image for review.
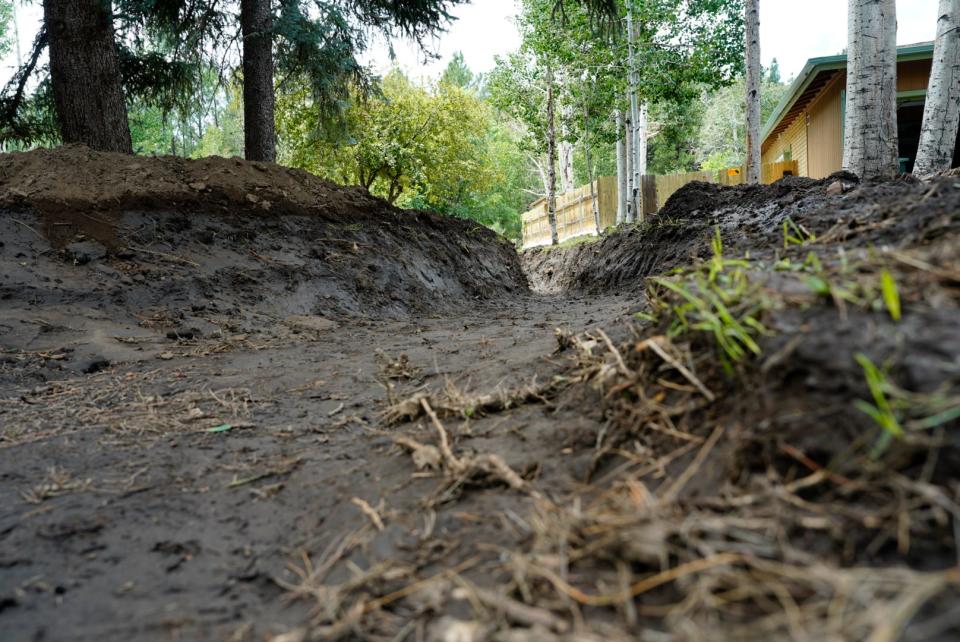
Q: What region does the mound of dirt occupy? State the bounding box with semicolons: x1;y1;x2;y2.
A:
0;146;526;379
0;144;388;222
521;172;952;294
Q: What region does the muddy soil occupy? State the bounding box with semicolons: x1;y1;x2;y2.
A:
521;172;955;293
2;151;959;642
0;148;525;383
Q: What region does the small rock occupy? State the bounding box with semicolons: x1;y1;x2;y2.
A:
188;181;207;191
94;265;121;280
285;315;338;333
63;240;107;266
428;617;488;642
826;180;843;196
269;629;307;642
158;351;174;360
245;193;260;204
166;328;201;340
82;358;111;374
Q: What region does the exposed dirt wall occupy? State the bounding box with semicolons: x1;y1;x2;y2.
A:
522;173;957;294
0;147;527;375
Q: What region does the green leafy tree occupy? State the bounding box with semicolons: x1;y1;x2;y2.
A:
278;69;494;206
647;98;705;174
697;75;788;170
0;0;12;61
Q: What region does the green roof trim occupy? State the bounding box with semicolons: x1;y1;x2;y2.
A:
761;42;934;145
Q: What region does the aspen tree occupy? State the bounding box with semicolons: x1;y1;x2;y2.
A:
915;0;960;175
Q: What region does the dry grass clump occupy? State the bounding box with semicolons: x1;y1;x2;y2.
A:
393;398;535;503
384;377;554;425
1;368;257;449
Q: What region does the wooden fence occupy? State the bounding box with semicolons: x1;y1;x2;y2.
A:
521;176;618;249
521;161;799;249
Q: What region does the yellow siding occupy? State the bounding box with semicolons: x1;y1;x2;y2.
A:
763;114;808;175
806;75;844;178
898;60;932;92
762;130;788;167
762;58;933;178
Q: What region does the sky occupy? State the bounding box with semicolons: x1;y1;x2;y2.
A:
0;0;942;87
364;0;941;83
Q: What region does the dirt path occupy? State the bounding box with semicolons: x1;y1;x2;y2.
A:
3;151;960;642
0;293;633;642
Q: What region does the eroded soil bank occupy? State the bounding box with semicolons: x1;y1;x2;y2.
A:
2;151;959;642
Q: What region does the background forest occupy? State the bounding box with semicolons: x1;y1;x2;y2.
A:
0;0;786;240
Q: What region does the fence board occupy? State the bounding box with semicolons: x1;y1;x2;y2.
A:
762;160;799;184
521;160;803;248
521;178;618;249
641;175;658;217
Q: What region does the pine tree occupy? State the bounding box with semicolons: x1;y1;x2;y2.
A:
768;58;781;84
441;52;474;89
43;0;132;152
241;0;275;162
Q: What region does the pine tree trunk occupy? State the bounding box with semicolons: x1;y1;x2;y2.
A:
843;0;899;179
615;110;627;225
915;0;960;175
546;69;559;246
241;0;276;163
44;0;132;153
744;0;762;184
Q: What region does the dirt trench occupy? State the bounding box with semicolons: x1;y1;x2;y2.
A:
2;152;960;642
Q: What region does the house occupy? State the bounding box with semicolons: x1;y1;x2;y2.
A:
761;42;951;177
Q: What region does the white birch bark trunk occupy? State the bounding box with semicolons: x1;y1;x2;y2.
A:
583;100;601;235
843;0;899;180
626;7;640;223
559;140;575;193
546;68;559;246
915;0;960;175
533;155;550;198
745;0;762;184
625;110;634;224
635;102;648;221
615;110;627;225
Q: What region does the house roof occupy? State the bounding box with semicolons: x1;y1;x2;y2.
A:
761;42;935;147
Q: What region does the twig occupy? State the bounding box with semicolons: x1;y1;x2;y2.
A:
350;497;385;531
598;328;632;377
10;218;44;239
420;398;464;473
638;336;715;402
779;442;853;487
127;245;200;267
530;552;742;607
658;425;724;503
454;580;569;633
